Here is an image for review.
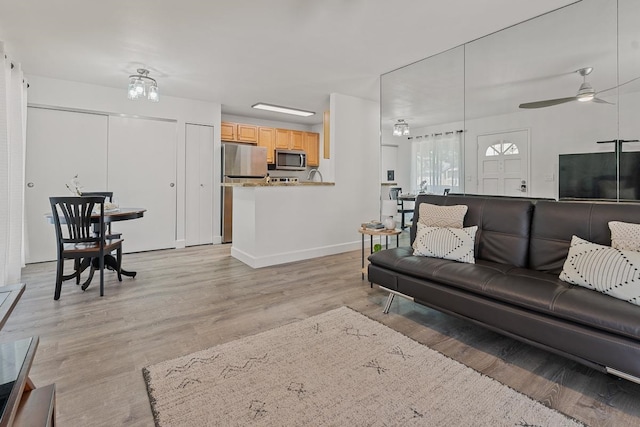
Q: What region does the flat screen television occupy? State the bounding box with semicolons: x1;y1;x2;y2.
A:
559;152;640;200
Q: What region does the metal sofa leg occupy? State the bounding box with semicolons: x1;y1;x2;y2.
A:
383;293;395;314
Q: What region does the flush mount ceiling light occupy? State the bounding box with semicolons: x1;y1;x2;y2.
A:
393;119;410;136
127;68;159;102
251;103;315;117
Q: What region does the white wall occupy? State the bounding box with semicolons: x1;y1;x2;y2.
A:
26;75;222;246
331;93;380;224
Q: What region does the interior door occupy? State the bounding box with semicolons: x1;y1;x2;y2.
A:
107;116;177;252
185;124;214;246
25;107;108;263
477;130;529;196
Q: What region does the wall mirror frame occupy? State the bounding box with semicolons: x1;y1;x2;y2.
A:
381;0;640;202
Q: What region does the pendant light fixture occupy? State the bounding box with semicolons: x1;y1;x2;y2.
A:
127;68;159;102
393;119;410;136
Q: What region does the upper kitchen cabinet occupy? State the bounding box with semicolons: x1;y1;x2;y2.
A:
291;130;304;150
221;122;236;141
275;128;291;149
275;128;304;150
237;124;258;143
221;121;258;143
305;132;320;167
258;126;275;163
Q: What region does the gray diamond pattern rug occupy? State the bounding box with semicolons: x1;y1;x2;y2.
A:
143;306;582;426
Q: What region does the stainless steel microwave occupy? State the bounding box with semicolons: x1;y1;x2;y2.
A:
275;149;307;170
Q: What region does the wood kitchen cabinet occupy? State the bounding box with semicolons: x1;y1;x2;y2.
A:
305;132;320;167
221;122;258;143
275;128;304;150
291;130;304;150
237;124;258;143
258;127;275;163
275;128;291;149
221;122;236;141
226;120;319;164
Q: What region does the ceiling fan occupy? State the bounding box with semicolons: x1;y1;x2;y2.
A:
519;67;614;109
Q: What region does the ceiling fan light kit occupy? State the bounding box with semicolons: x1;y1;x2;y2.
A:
393;119;410;136
127;68;159;102
576;82;595;102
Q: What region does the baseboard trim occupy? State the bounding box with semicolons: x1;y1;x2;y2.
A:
231;240;362;268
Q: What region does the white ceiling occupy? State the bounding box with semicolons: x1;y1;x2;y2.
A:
0;0;576;125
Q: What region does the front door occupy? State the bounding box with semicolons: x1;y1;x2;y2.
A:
477;129;529;197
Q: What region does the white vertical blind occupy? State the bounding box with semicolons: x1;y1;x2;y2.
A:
411;131;462;195
0;42;28;285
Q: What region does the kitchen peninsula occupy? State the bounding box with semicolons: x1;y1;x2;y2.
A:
228;182;353;268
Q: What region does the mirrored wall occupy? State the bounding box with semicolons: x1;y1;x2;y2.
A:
381;0;640;201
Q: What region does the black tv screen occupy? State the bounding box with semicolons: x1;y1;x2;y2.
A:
559;152;640;200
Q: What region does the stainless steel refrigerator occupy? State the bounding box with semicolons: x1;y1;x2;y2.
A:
221;143;268;243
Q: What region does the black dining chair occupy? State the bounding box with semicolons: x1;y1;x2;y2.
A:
81;191;121;239
49;196;123;300
389;187;415;229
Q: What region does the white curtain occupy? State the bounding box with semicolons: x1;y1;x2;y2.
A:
411;131;462;195
0;42;28;286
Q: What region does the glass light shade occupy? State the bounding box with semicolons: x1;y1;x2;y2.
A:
127;81;138;100
393;120;410;136
134;78;145;95
148;85;159;102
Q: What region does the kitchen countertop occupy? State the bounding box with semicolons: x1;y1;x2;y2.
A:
221;181;335;187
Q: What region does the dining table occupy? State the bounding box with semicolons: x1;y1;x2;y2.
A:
45;207;146;286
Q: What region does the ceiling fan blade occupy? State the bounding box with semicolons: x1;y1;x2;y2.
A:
592;97;614;105
518;97;576;109
597;75;640;95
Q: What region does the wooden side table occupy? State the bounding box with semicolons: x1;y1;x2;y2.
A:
358;227;402;283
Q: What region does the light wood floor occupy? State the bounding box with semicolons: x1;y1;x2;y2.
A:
4;240;640;426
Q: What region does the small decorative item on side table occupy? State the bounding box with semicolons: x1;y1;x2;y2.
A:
358;224;402;285
381;200;397;230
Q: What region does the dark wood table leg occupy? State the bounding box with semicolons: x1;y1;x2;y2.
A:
104;254;136;278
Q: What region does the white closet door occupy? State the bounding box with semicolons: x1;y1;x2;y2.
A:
185;124;214;246
107;116;177;253
25;107;108;263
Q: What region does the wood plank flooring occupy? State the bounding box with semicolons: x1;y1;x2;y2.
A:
3;240;640;426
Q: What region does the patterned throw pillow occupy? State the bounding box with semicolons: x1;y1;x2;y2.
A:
413;223;477;264
609;221;640;252
418;203;468;229
559;235;640;306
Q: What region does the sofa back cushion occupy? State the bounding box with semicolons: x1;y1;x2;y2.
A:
529;200;640;274
411;195;534;268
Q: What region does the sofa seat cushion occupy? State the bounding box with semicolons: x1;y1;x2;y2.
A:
369;248;640;341
369;247;453;281
551;286;640;341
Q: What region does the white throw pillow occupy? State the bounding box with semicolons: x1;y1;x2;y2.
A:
559;235;640;306
418;203;468;229
609;221;640;252
413;223;477;264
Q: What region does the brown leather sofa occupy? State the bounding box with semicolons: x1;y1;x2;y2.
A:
367;194;640;384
